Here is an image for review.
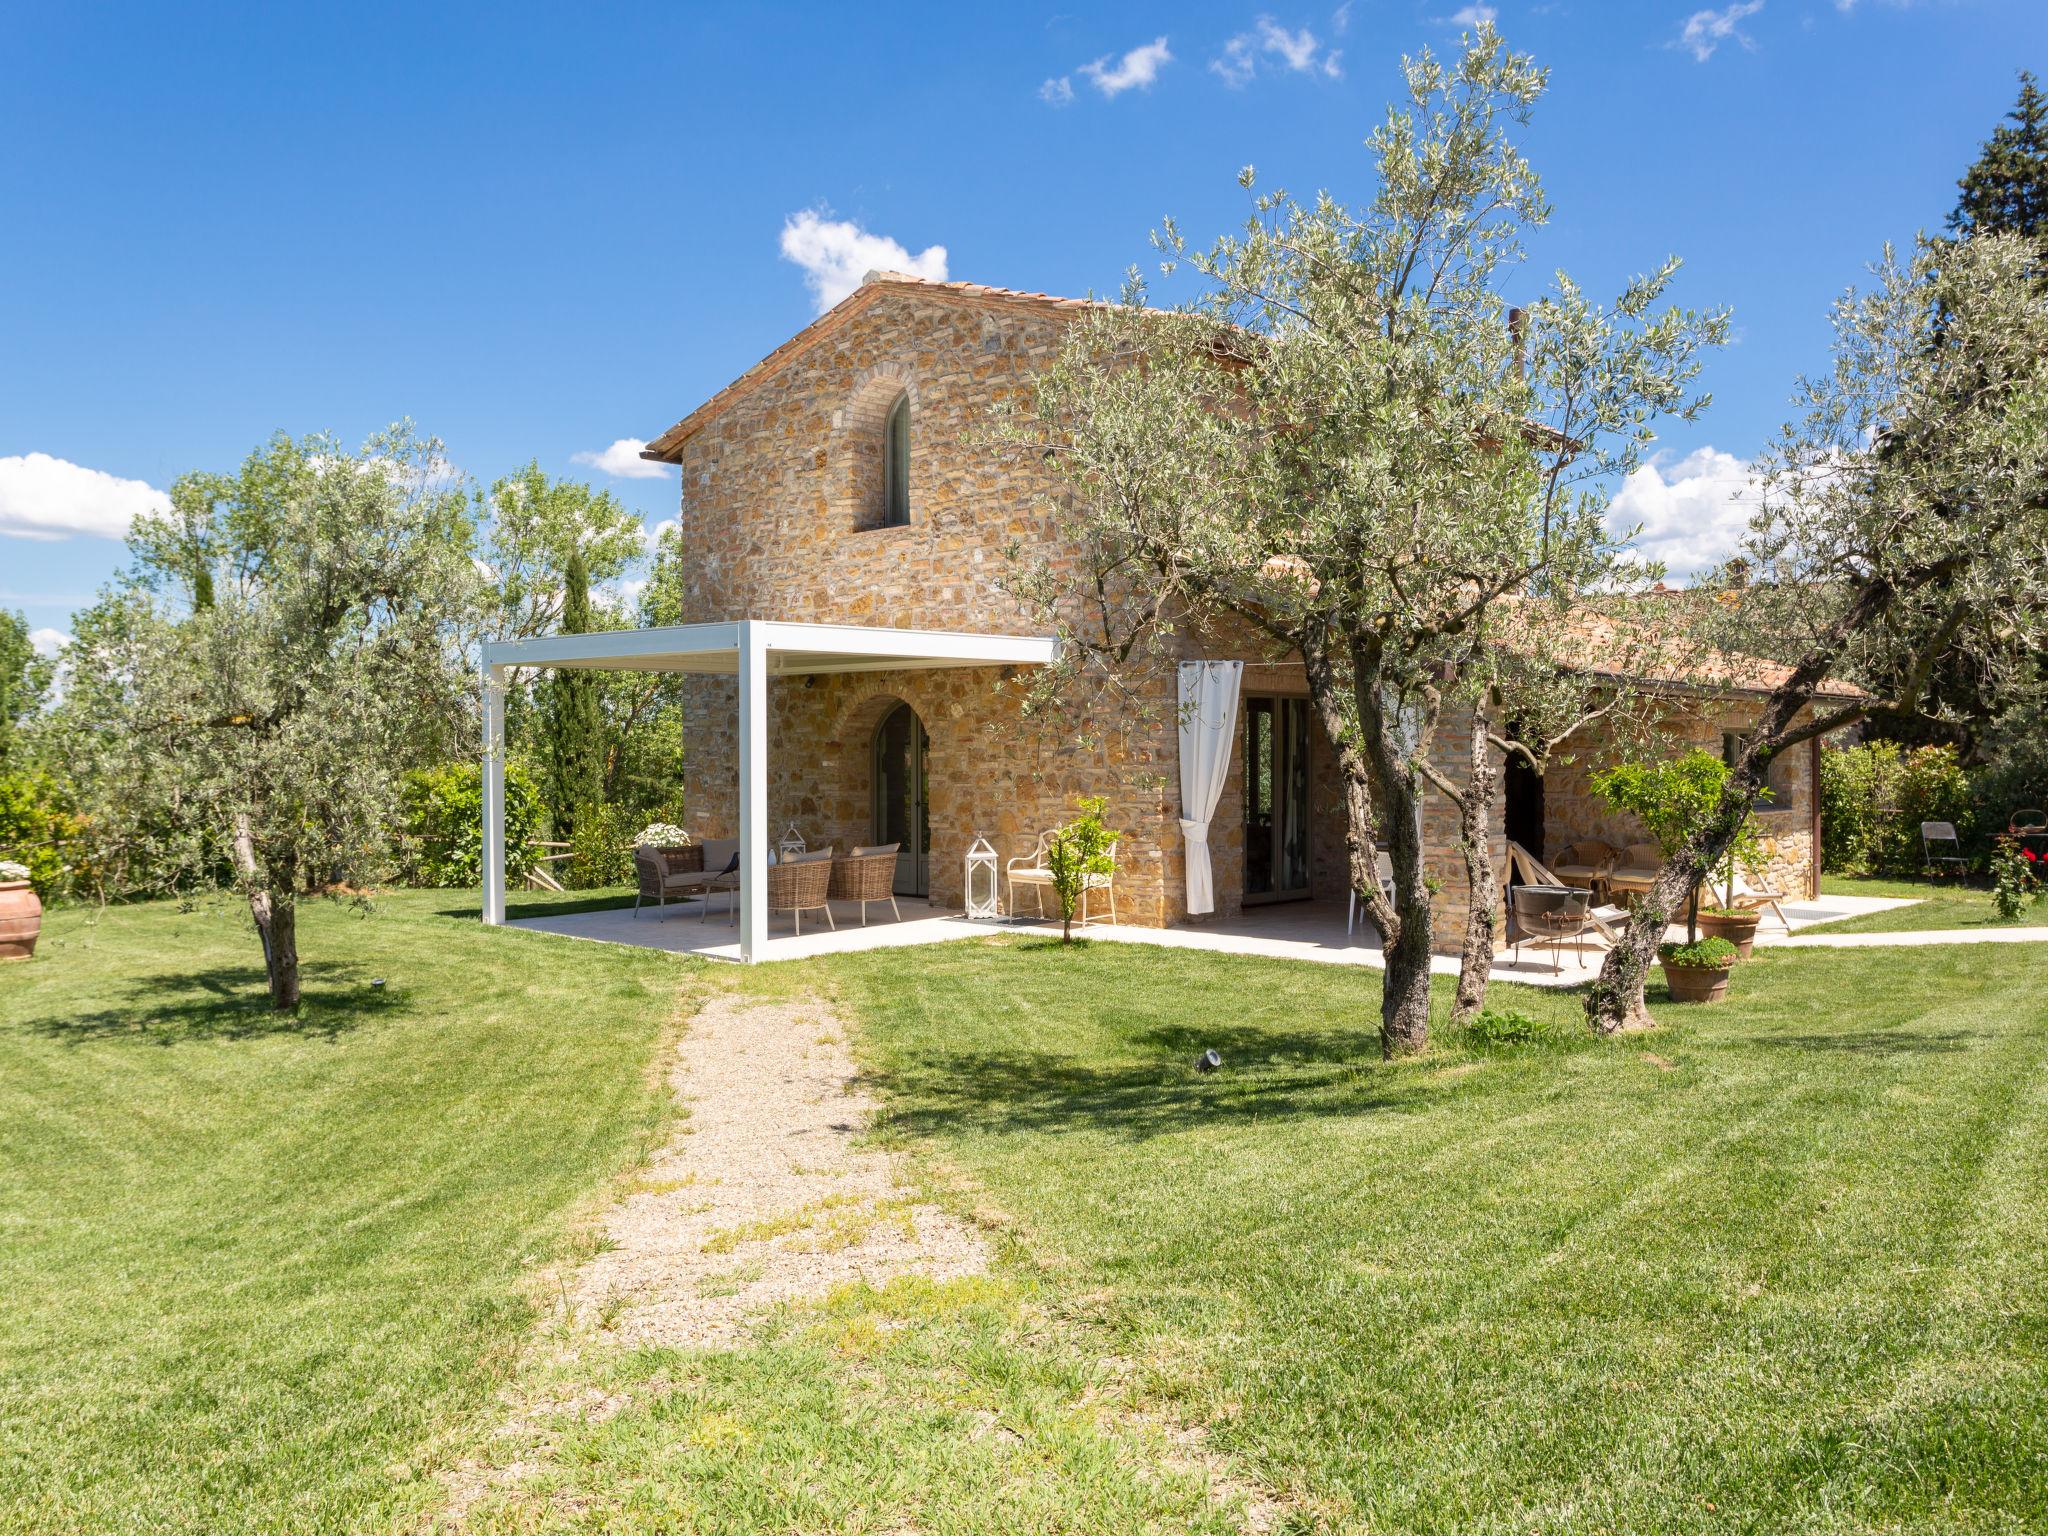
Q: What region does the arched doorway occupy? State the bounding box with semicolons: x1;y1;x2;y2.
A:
871;702;930;897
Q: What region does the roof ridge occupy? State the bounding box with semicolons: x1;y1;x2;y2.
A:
638;273;1139;462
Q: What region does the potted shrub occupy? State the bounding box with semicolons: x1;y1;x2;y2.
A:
0;859;41;962
1659;936;1740;1003
1696;903;1762;956
1592;749;1768;955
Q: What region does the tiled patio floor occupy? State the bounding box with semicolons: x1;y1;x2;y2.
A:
506;890;1929;985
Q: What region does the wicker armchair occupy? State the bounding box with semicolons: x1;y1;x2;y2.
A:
1551;840;1619;896
632;843;703;917
1603;842;1663;900
768;849;836;934
829;843;901;925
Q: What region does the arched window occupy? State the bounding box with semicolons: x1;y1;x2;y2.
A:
882;392;911;527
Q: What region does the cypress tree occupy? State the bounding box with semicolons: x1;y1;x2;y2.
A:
1952;70;2048;244
546;550;606;838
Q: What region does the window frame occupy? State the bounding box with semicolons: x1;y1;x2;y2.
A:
881;392;911;528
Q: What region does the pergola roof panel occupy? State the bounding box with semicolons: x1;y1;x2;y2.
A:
481;620;1058;677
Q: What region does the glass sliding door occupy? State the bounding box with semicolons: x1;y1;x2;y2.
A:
1243;695;1311;903
871;702;930;897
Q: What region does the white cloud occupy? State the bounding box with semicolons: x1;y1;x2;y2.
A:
1677;1;1764;61
0;452;171;541
1212;17;1338;87
1331;2;1352;34
28;627;68;658
1080;37;1172;96
1213;35;1258;86
641;516;678;554
778;209;949;315
1259;18;1319;69
570;438;670;481
1039;74;1075;106
1450;4;1498;25
1609;446;1759;577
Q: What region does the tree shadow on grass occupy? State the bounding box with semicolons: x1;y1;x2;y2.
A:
434;892;639;922
864;1024;1446;1145
23;961;401;1047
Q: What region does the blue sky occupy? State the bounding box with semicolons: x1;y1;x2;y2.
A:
3;1;2043;646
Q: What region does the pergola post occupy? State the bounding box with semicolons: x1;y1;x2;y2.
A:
481;660;507;926
737;621;769;962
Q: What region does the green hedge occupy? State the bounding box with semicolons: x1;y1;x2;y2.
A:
396;762;540;887
0;770;82;900
1820;741;2002;876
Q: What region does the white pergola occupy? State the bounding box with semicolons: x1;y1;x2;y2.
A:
480;619;1057;962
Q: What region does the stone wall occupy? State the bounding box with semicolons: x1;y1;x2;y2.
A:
670;283;1187;924
1539;699;1819;898
680;666;1180;926
661;279;1773;950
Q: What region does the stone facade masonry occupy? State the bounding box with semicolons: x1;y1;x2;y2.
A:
663;281;1816;952
1541;700;1820;900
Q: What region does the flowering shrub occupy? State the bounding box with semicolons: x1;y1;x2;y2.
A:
1990;835;2044;921
634;822;690;847
0;859;29;883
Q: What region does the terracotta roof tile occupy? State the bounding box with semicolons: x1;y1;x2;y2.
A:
1515;602;1865;701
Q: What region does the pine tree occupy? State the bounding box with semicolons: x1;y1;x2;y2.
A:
1952;70;2048;243
544;550;606;839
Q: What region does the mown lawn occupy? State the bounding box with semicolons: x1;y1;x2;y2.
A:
0;889;692;1536
7;894;2047;1535
812;936;2048;1533
1808;872;2048;933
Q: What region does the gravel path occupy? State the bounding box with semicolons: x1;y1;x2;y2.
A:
566;992;988;1350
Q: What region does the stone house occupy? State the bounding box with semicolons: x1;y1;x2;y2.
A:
638;271;1837;953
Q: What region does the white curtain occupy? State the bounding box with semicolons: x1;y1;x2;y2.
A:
1177;660;1244;915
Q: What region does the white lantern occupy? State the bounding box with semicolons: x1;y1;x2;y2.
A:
778;823;808;861
965;834;1001;920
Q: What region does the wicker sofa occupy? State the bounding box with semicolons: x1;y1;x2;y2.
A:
632;843;704;916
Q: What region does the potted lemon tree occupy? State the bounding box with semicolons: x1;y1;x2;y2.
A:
1592;750;1767;997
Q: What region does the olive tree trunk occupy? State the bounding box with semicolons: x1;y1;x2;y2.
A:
1451;706;1500;1027
1300;633;1431;1059
1352;646;1434;1059
234;810;302;1011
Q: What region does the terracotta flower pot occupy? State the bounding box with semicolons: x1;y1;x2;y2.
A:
1697;909;1761;958
0;880;42;962
1660;959;1731;1004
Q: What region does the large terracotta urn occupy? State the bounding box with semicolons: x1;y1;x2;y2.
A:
0;880;42;961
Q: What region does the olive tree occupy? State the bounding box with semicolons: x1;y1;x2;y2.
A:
997;26;1724;1056
57;425;483;1008
1587;231;2048;1033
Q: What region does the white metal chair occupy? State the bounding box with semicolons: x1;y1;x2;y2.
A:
1346;851;1398;936
1006;830;1118;926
